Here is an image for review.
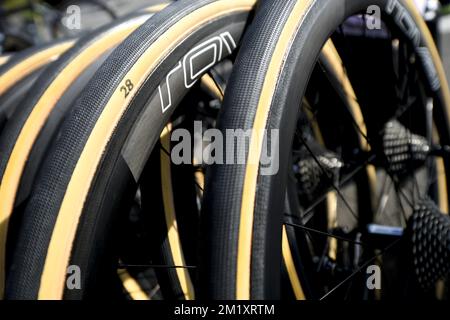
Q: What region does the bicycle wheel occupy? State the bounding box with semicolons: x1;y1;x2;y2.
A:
202;0;450;299
0;10;157;298
5;0;256;300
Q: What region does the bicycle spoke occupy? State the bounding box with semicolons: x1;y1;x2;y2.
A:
209;71;225;98
301;99;322;133
374;174;394;220
391;175;415;209
159;143;171;157
426;162;439;195
301;154;375;225
297;134;360;222
412;173;421;200
316;241;331;273
149;284;161;299
424;99;439;195
202;72;225;99
195;181;204;192
392;180;412;224
320;69;370;145
118;264;197;269
284;221;367;247
319;238;401;300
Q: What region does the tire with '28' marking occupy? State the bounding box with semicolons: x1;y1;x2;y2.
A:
5;0;256;300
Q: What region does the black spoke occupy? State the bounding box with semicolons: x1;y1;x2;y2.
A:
374;174;393;220
160;144;171;157
301;99;321;130
426;162;439;196
316;241;331;273
392;180;411;224
207;71;225;98
412;173;421;201
297;134;360;222
319;238;401;300
149;284;161;299
405;109;422;201
301;154;375;225
319;62;371;146
391;175;414;209
193;165;204;172
324;29;371;147
424;99;438;194
159;129;204;192
159;123;172;158
284;221;367;247
392;96;416;121
118;264;197;269
195;181;204;192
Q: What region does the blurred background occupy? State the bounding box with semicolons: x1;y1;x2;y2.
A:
0;0;163;51
3;0;450;80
